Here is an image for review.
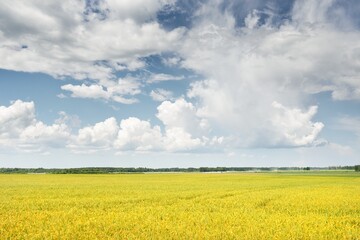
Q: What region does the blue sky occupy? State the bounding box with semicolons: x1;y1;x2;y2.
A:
0;0;359;168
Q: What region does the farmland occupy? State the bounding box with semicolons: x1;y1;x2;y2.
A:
0;172;359;239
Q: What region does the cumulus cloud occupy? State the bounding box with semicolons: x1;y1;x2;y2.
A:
1;0;360;152
113;98;217;152
270;102;324;147
156;98;215;151
61;84;109;99
114;117;163;151
61;76;141;104
163;127;203;151
157;98;210;137
0;98;327;155
0;96;326;154
72;98;219;152
0;100;218;153
0;100;70;152
0;0;185;93
68;117;118;152
19;122;70;148
176;0;360;147
0;100;35;139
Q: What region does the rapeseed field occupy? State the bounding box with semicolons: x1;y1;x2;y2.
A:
0;172;359;239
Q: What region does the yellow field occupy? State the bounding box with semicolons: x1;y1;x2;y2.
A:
0;172;359;239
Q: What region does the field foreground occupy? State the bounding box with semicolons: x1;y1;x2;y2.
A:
0;172;359;239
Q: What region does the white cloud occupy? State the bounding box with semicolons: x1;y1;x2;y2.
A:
176;0;360;147
0;100;35;139
107;76;142;96
0;100;214;153
110;96;139;105
61;76;142;104
0;0;185;83
163;127;203;152
157;98;209;137
112;98;223;152
114;117;163;151
150;88;174;102
114;116;206;152
4;96;323;153
2;0;360;153
270;102;324;147
69;117;119;151
244;10;260;29
20;121;70;148
113;97;214;152
55;98;216;153
0;100;70;152
147;73;185;83
61;84;109;99
155;98;215;151
162;56;181;66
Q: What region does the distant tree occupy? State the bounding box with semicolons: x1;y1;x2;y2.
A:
304;167;310;171
355;165;360;172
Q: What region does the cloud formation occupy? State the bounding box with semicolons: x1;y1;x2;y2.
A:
1;0;360;153
0;0;184;103
0;100;217;153
0;0;183;77
179;0;360;147
69;117;119;152
0;100;70;152
61;76;141;104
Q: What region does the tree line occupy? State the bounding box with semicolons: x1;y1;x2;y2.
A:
0;166;358;174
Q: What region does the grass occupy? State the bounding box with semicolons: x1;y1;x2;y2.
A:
0;172;359;239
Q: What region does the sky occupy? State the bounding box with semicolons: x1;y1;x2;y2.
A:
0;0;360;168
